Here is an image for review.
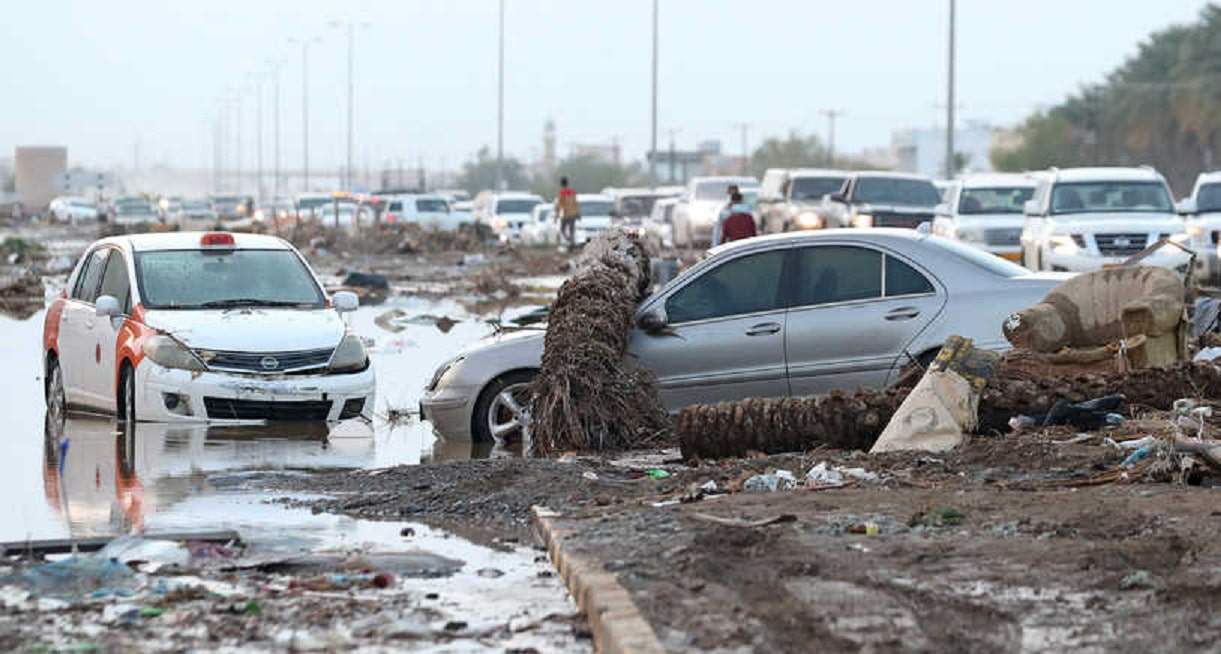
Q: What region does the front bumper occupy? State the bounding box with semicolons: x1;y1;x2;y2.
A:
1043;247;1192;274
419;383;477;440
134;361;376;423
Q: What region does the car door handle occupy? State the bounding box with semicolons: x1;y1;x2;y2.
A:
885;307;921;321
745;322;782;336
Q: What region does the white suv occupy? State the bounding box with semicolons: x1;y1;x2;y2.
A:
1177;171;1221;283
932;173;1036;262
1019;167;1191;274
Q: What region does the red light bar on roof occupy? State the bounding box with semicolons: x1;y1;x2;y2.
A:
201;232;236;247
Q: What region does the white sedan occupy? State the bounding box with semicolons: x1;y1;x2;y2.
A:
43;232;375;423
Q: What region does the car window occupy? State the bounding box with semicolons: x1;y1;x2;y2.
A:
416;198;449;212
794;246;882;307
98;250;132;313
790;177;847;201
135;249;325;309
72;249;110;303
666;250;786;323
1198;183;1221;212
885;256;934;296
853;177;941;207
1050;181;1172;214
387;201;403;211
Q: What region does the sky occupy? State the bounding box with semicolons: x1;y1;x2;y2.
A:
1;0;1214;173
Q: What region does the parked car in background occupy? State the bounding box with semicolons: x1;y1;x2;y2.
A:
1019;167;1190;274
820;172;942;229
436;189;471;204
476;192;544;241
172;198;219;227
932;173;1036;262
295;193;333;219
49;196;99;223
211;195;253;222
1177;171;1221;283
382;194;470;231
158;196;182;220
43;231;373;423
934;180;955;203
315;202;375;230
643;197;680;247
573;193;616;244
112;197;160;226
671;176;759;247
421;229;1068;442
521;204;558;245
608;188;679;227
756;168;849;234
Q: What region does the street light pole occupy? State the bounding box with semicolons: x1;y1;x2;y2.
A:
253;73;263;202
732;122;749;175
234;94;243;194
818;109;843;167
945;0;956;179
291;37;317;193
650;0;658;189
268;59;282;200
496;0;505;191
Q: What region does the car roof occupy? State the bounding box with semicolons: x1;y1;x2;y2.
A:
1049;166;1165;183
847;170;934;181
100;232;294;252
495;191;542;199
958;172;1037;189
1196;171;1221;185
707;227;931;257
690;176;759;185
787;168;850;178
577;193;611;201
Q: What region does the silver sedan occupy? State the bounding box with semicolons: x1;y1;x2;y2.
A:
421;229;1070;442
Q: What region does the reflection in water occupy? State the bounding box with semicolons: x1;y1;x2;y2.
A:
41;413;494;539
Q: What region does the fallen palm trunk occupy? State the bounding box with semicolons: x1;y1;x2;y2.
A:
679;357;1221;461
528;229;670;456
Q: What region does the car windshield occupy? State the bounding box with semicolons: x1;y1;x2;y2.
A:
1196;183;1221;213
853;177;942;207
581;201;613;216
136;249;325;310
297;197;331;210
416;198;449;212
958;187;1035;215
496;199;540;214
117;202;152;213
790;176;846;201
1051;181;1173;214
70;200;94;208
695;181;753;201
617;195;658;216
930;235;1029;277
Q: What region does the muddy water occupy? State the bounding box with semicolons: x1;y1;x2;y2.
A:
0;291;581;650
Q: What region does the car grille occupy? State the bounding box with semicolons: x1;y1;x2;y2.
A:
984;228;1022;246
1095;233;1148;256
203;397;333;421
199;347;334;374
871;212;931;229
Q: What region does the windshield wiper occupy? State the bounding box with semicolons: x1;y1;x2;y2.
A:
199;298;316;308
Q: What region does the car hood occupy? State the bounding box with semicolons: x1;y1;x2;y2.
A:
142;308;345;352
1048;213;1184;233
953;214;1025;228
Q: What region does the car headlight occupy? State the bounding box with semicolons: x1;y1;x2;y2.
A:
1186;224;1205;238
1049;234;1081;254
143;335;207;371
329;333;369;373
852;213;873;228
427;355;464;391
492;217;508;230
795;212;824;229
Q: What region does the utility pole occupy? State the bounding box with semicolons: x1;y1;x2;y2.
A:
268;59;282;200
945;0;957;179
234;94;242;193
649;0;659;189
291;37;319;193
666;129;680;184
818;109;843;167
253;73;263;202
732;122;749;175
496;0;505;191
330;21;366;190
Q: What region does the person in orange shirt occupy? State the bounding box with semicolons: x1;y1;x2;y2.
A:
554;176;580;248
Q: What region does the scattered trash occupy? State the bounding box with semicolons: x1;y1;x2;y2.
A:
1009;415;1038;432
342;271;389;290
582;471;599;481
744;470;798;492
1119;569;1160;591
1122;446;1154;467
1194;347;1221;362
847;522;880;536
910;506;965;528
646;468;671;480
10;556;138;600
806;462;844;486
98;536;190;572
476;568;504;579
1040;394;1126;430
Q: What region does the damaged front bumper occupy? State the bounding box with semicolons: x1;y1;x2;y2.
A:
134;361;376;423
419;383;477;440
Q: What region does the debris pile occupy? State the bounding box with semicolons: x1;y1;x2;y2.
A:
528;229;669;456
0;269;45;319
292;222;489;256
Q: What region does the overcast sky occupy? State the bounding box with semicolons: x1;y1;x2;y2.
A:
2;0;1213;172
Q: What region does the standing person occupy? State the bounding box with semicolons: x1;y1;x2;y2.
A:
554;176;580;248
712;185;754;246
718;190;757;244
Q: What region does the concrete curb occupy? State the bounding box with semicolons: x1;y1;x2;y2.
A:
531;506;666;654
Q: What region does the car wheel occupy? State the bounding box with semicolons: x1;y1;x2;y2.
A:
46;358;66;422
118;365;136;423
472;370;535;443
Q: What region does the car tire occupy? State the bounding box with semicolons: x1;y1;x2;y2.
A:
46;357;66;422
118;364;136;423
472;370;536;443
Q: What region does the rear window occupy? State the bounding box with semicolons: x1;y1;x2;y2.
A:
416;198;449;213
496;199;540;214
135;249;325;310
790;177;846;201
581;201;613;216
1199;183;1221;213
853;177;941;207
387;201;403;211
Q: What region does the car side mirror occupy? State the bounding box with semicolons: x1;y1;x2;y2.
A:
1177;198;1197;215
95;295;121;317
1023;200;1041;217
332;291;359;313
934;203;950;217
636;308;668;334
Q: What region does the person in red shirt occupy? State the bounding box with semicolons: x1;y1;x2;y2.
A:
554;177;580;247
719;190;757;243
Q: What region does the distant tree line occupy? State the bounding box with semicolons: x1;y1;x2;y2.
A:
993;5;1221;194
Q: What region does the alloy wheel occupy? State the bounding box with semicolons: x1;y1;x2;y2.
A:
486;382;531;442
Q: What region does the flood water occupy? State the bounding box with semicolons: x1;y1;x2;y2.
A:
0;290;542;545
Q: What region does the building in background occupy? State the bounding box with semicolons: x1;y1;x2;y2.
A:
648;140;725;184
14;146;68;210
892;121;997;179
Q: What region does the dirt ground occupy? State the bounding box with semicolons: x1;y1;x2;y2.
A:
270;426;1221;653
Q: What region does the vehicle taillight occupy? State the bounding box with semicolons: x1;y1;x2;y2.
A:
201;232;236;247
